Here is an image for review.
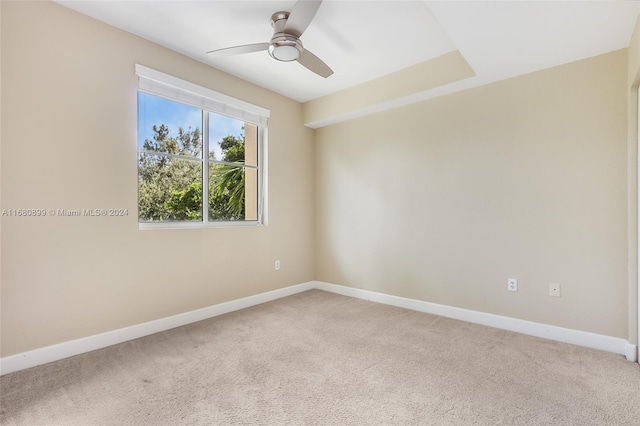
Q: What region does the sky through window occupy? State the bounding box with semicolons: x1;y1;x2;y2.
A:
137;92;245;160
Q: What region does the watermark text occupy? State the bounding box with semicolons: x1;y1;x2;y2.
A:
1;208;129;217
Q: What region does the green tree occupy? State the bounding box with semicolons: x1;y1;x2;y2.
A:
209;135;246;220
138;124;247;222
138;125;202;221
165;181;203;220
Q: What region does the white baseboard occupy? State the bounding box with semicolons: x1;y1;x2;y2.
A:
2;280;636;375
314;281;638;362
625;342;638;362
0;281;315;376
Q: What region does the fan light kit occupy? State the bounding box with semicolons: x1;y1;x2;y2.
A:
268;12;303;62
207;0;333;78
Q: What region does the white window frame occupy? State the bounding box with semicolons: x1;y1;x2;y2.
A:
135;64;269;230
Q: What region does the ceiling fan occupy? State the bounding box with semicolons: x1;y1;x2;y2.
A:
206;0;333;78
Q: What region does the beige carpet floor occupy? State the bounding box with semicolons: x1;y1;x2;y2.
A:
1;289;639;425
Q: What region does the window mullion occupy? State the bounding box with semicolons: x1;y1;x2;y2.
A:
138;150;202;162
258;126;265;225
202;110;209;224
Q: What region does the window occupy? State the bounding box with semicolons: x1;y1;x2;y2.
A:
135;65;269;229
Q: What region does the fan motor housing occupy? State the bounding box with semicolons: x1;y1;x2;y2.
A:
268;11;303;62
270;11;290;32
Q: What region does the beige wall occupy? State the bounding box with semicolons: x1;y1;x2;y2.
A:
627;16;640;346
315;50;629;338
0;1;315;356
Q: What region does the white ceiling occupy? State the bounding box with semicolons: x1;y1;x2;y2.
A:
57;1;640;103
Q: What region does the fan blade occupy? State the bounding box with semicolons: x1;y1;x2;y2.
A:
297;49;333;78
207;42;269;57
284;0;322;38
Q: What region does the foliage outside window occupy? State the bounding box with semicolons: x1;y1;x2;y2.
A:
135;66;267;229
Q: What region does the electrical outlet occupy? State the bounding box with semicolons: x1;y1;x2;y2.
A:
275;260;280;271
508;278;518;292
549;283;561;297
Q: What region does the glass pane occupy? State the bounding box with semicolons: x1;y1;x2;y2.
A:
243;123;258;168
208;163;257;221
208;112;247;163
139;154;203;222
244;164;258;221
138;92;202;159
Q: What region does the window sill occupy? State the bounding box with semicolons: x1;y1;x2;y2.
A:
139;220;262;230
